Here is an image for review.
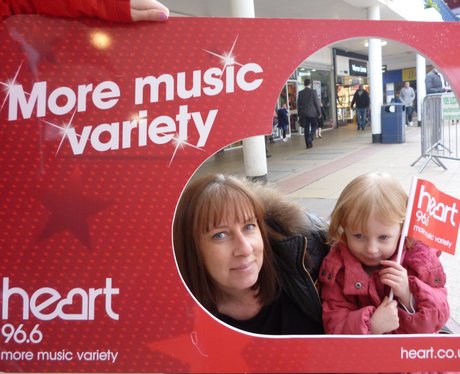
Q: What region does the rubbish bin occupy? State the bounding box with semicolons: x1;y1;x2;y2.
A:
381;104;405;143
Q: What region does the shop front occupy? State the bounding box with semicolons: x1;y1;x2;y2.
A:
274;64;334;140
334;49;369;126
384;67;418;104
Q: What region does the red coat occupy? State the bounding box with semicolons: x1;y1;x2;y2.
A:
0;0;131;21
319;240;449;335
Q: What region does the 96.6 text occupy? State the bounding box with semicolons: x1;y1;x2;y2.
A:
1;324;43;344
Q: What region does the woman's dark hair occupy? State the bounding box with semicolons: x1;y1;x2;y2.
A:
173;174;279;314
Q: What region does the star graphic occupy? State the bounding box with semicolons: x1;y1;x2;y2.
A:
0;62;24;112
42;108;79;156
168;135;206;167
38;167;110;250
148;306;253;372
202;36;243;77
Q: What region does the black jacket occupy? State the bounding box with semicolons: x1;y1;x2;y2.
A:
268;215;329;332
351;89;370;109
257;184;330;333
297;87;321;118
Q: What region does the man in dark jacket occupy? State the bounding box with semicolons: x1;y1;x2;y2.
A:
297;78;322;149
425;68;450;94
350;84;370;131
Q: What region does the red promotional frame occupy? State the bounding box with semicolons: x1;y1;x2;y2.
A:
1;16;460;372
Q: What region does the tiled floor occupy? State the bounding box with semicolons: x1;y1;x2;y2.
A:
193;123;460;332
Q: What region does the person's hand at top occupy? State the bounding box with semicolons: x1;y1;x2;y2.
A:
1;0;170;22
130;0;169;22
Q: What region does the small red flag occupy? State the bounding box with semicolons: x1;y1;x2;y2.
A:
407;178;459;255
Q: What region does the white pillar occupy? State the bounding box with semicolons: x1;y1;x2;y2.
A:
229;0;267;180
230;0;255;17
367;5;383;143
416;54;426;126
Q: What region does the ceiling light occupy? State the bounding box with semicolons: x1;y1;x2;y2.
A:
364;40;388;47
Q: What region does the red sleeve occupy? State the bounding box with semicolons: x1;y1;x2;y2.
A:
396;243;450;334
1;0;132;22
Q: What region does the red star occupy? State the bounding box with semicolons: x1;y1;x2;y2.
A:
38;167;110;250
149;305;253;372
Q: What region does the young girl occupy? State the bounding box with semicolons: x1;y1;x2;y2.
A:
319;172;449;335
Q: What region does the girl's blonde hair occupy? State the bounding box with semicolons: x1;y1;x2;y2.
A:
328;172;408;243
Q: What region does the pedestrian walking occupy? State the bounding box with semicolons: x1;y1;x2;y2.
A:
297;79;321;149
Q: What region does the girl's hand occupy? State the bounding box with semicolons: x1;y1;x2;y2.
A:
379;260;411;308
370;297;399;334
130;0;169;21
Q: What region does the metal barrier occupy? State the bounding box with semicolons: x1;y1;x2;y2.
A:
411;93;460;172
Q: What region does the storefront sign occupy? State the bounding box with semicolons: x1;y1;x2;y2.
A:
403;67;417;81
1;16;460;373
349;59;368;76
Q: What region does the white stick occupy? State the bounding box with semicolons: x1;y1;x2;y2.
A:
389;176;419;301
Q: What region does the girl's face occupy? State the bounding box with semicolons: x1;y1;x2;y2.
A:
344;214;401;268
198;213;264;296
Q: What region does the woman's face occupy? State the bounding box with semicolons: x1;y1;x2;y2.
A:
344;214;401;268
198;213;264;296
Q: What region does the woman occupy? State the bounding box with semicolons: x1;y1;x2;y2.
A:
173;173;330;335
